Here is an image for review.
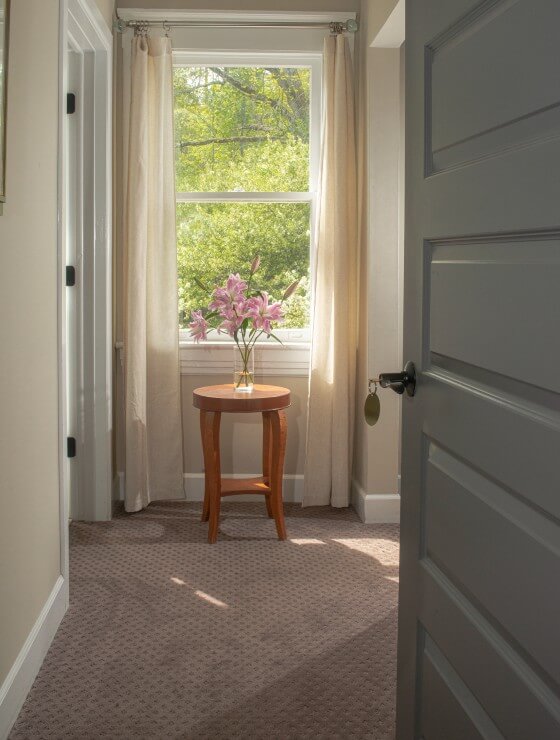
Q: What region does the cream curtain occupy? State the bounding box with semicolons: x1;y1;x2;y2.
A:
124;35;184;513
303;34;358;508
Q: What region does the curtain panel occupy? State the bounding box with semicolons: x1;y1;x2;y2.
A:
124;35;184;513
303;34;358;508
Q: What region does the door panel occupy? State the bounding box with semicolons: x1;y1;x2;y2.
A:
425;444;560;683
420;567;560;740
425;378;560;519
429;235;560;392
429;0;560;172
419;635;499;740
397;1;560;737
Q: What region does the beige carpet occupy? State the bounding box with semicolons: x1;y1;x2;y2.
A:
10;502;399;739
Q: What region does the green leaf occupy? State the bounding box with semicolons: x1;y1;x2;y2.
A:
194;276;210;292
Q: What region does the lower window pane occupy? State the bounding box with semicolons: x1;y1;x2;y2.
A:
177;202;311;331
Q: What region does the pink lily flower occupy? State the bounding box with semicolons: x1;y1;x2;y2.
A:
246;292;284;336
218;317;243;337
210;273;248;315
188;310;209;343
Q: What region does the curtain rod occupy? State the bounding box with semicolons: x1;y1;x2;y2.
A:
114;16;358;34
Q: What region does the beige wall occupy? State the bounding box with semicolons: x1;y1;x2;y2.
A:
364;0;398;46
0;0;62;685
94;0;115;28
353;0;403;499
364;46;402;496
117;0;360;11
353;3;369;491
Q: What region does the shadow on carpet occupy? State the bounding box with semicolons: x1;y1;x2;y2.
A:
10;502;399;740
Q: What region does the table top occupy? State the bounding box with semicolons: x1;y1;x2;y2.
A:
193;384;291;413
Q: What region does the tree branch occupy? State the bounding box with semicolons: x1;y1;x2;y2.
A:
176;81;225;93
209;67;280;109
177;134;286;149
265;68;307;127
243;123;286;133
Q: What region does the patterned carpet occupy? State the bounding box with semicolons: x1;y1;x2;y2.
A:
10;503;399;739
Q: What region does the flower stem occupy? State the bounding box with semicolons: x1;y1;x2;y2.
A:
235;337;253;388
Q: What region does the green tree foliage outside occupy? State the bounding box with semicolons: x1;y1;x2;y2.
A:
174;66;311;330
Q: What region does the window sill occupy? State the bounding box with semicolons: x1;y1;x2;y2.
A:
180;341;310;377
115;340;310;377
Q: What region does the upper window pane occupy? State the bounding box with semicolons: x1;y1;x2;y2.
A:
174;66;310;192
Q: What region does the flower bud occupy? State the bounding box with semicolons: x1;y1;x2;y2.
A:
282;279;300;301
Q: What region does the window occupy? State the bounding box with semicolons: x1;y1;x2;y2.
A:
173;52;321;344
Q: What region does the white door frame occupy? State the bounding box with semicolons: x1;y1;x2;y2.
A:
58;0;112;578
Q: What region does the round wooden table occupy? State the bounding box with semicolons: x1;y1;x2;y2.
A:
193;384;291;544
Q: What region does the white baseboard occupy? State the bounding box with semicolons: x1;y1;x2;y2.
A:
351;479;400;524
183;473;304;502
115;472;304;503
119;473;396;515
0;575;68;740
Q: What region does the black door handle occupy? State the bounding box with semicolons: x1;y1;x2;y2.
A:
378;361;416;397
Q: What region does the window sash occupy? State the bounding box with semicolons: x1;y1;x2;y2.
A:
179;327;311;343
176;192;313;203
176;199;314;342
173;53;322;195
174;53;320;349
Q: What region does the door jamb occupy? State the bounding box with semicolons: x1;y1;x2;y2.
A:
58;0;112;592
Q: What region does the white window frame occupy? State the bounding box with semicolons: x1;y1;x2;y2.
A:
174;51;321;373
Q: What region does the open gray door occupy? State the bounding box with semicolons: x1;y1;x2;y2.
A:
396;0;560;737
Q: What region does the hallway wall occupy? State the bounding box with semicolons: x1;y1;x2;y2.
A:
0;0;62;691
95;0;115;27
364;0;399;45
0;0;113;728
117;0;359;11
352;0;403;522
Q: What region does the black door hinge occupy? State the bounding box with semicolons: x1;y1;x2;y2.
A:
67;437;76;458
66;266;76;286
67;93;76;114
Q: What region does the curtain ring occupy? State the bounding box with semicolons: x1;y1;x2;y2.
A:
134;21;148;37
163;20;171;37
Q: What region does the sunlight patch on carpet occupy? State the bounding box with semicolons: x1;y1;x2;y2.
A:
289;538;326;545
332;538;399;565
195;590;229;608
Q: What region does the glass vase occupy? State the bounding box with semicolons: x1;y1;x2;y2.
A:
233;344;254;392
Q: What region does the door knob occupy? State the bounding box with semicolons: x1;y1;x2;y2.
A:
378;361;416;397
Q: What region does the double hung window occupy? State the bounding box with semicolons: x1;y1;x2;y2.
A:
173;52;321;344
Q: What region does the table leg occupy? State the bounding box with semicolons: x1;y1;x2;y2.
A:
200;410;222;543
262;411;273;518
269;409;287;540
